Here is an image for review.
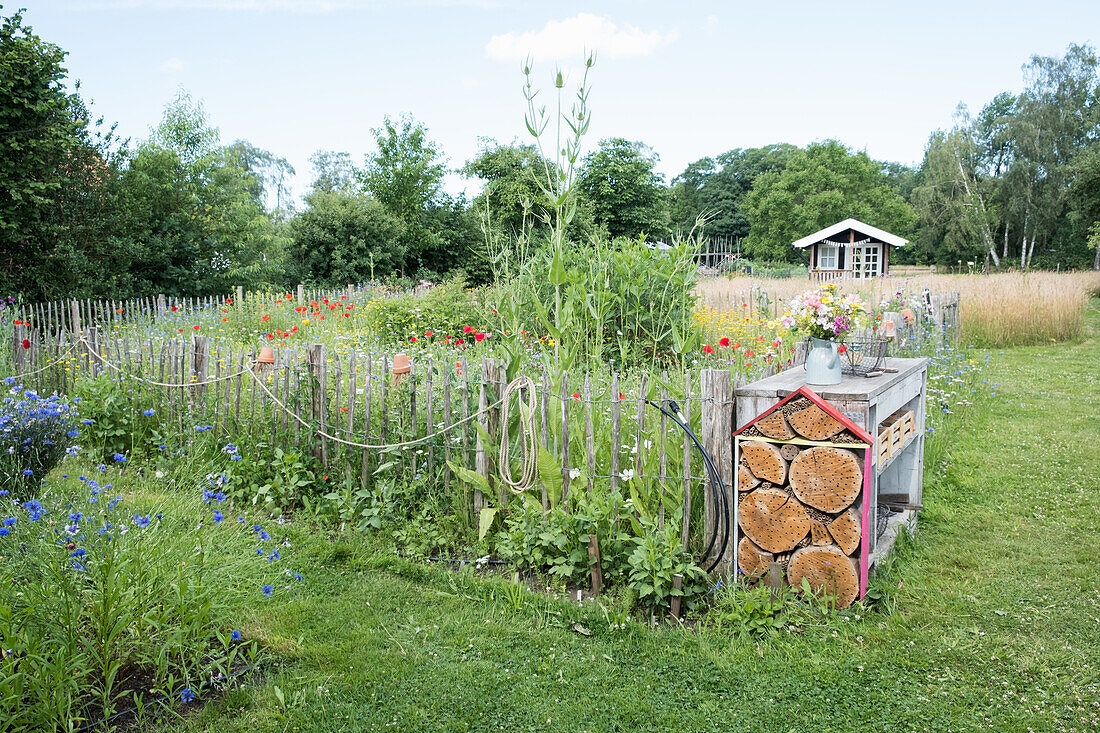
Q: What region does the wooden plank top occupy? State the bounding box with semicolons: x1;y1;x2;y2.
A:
736;357;930;402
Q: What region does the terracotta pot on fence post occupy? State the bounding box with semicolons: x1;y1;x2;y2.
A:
254;346;276;374
392;352;411;388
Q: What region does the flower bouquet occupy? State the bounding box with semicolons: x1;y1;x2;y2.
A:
780;283;869;340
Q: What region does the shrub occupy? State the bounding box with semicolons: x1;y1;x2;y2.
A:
0;378;78;501
71;374;168;462
360;275;493;345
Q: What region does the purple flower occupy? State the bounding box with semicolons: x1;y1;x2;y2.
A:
180;688;195;703
261;585;274;597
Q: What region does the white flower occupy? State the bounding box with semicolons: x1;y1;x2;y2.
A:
619;469;634;482
568;468;580;480
155;470;164;479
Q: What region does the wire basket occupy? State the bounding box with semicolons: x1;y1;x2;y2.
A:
839;337;889;376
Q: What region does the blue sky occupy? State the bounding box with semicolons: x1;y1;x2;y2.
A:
26;0;1100;204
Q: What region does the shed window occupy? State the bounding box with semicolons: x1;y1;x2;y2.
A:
818;243;839;269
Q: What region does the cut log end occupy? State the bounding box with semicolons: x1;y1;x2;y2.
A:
740;440;787;485
779;443;801;461
738;487;811;553
787;544;860;609
738;462;760;492
737;537;773;578
828;506;861;555
755;410;794;440
789;445;863;513
788;403;846;441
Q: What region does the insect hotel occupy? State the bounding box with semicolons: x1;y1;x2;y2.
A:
733;357;929;607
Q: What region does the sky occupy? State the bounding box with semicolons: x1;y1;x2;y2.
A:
23;0;1100;205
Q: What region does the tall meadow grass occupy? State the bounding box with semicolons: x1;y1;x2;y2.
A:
696;271;1100;347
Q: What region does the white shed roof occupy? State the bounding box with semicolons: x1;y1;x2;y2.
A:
791;218;908;249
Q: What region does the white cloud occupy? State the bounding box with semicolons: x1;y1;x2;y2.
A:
485;14;677;63
159;57;185;72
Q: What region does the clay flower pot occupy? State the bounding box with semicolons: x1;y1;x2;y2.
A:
257;347;276;364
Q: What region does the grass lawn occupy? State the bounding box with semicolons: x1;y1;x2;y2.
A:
155;303;1100;733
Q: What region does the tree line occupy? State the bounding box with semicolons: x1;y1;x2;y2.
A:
3;9;1098;302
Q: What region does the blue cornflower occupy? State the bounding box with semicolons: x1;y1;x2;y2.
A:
258;531;270;541
0;527;9;536
143;408;155;416
269;549;280;562
180;688;195;703
81;419;94;425
231;454;241;461
261;585;274;597
70;549;85;557
69;512;82;521
3;518;14;527
257;548;263;554
113;453;126;463
294;573;302;581
212;510;224;524
214;492;226;503
231;630;242;641
133;514;152;528
21;469;32;476
0;490;8;496
72;561;86;571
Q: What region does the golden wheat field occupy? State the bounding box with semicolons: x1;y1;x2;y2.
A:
696;271;1100;347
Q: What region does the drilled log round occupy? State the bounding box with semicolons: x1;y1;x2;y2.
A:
740;440;787;485
789;446;862;513
737;488;811;553
779;443;801;461
738;463;760;492
787;544;859;609
737;537;773;578
809;520;831;546
828;507;861;556
787;403;845;441
755;410;794;440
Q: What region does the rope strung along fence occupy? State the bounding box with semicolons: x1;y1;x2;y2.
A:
78;338;252;388
10;341;79;378
246;368;541;493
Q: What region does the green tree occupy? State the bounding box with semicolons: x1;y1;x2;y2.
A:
362;114;446;274
743;140;915;262
289;191;406;285
115;91;278;295
670;145;797;239
577;137;669;240
0;8;119;299
309;149;358;195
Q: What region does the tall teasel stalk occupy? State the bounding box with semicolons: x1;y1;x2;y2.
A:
522;53;595;371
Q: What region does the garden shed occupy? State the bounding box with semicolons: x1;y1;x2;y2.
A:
794;218;908;280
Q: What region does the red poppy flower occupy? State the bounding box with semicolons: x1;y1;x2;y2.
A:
474;332;486;342
13;320;21;325
572;393;581;400
703;345;714;354
746;350;754;357
266;333;274;339
734;342;741;349
171;305;179;311
21;339;30;349
456;338;465;345
619;393;625;400
719;337;730;347
222;317;228;322
178;328;184;333
261;315;270;321
425;330;433;337
193;325;200;331
462;325;474;334
116;308;123;314
410;336;418;343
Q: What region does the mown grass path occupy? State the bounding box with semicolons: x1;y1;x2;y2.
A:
167;304;1100;733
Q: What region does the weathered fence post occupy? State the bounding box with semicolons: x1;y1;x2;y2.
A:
297;283;305;306
235;286;244;304
191;336;209;407
701;369;735;573
308;343;328;467
474;358;493;515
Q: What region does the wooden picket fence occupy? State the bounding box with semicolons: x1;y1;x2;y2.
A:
8;326;802;568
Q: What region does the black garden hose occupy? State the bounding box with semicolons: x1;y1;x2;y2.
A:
646;399;730;574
